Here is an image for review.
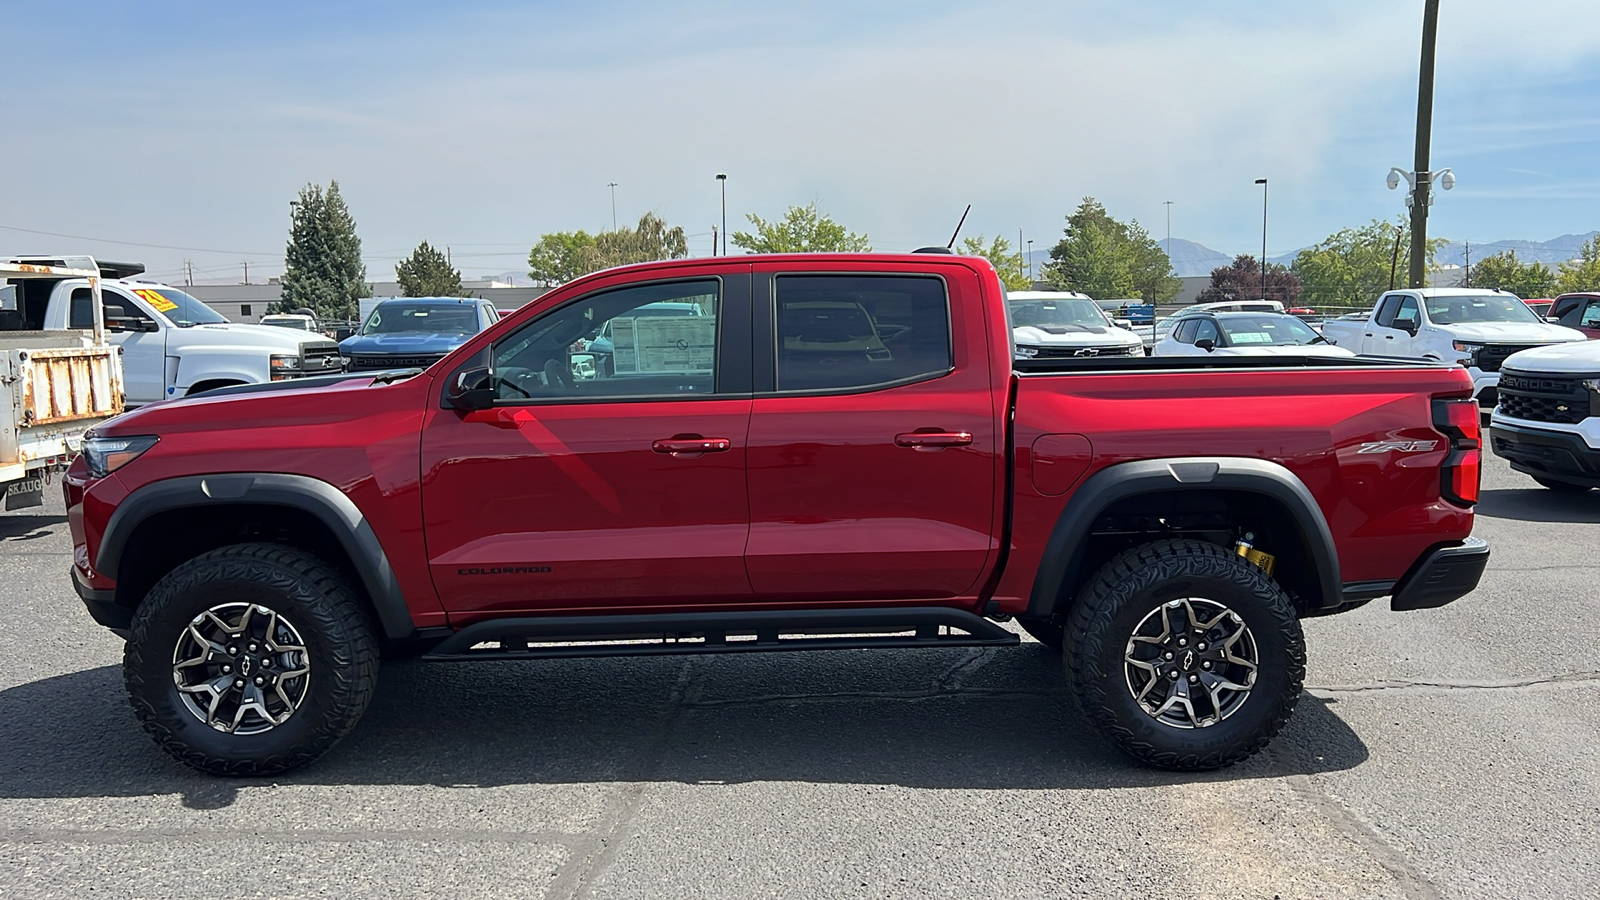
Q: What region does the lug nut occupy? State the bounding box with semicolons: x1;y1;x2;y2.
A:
1169;670;1180;679
254;677;264;686
1197;642;1208;651
1189;674;1199;683
248;644;258;653
234;679;245;688
222;665;231;674
1164;651;1175;660
1177;637;1188;647
261;658;272;667
227;646;237;655
1202;661;1213;670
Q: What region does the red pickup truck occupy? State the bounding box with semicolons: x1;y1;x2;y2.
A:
64;253;1489;776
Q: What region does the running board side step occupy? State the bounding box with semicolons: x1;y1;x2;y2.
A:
420;607;1020;662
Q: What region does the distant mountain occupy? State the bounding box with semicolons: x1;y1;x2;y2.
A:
1162;239;1235;277
1435;231;1597;268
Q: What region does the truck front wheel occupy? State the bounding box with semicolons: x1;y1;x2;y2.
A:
123;543;379;776
1065;539;1304;771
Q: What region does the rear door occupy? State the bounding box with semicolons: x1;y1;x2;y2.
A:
419;266;755;616
1555;295;1600;339
743;263;1001;601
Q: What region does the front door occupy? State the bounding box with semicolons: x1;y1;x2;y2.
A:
92;286;166;405
743;265;1001;601
1366;294;1419;355
420;269;755;616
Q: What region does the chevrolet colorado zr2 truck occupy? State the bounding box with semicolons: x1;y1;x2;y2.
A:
64;253;1490;776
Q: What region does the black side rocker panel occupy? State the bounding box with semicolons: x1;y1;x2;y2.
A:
95;473;416;640
423;606;1020;662
1025;457;1342;619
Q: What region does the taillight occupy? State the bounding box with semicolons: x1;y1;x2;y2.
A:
1432;398;1481;506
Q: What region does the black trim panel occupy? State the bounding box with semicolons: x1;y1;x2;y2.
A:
1025;457;1342;619
73;566;131;635
1390;537;1490;611
96;473;416;640
422;606;1019;661
1490;420;1600;488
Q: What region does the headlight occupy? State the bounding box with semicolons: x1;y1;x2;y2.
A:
269;353;303;380
1452;341;1483;365
1014;345;1040;359
82;435;159;479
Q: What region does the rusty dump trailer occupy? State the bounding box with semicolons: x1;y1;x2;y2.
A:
1;259;124;510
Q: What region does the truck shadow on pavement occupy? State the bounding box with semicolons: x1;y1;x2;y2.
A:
0;647;1369;810
1475;488;1600;524
0;513;66;542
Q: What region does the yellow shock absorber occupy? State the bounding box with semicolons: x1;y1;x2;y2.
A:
1233;533;1277;576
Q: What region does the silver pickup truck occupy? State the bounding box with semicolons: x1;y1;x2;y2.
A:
1;259;124;510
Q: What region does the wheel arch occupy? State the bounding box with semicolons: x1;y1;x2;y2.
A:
97;473;415;640
1026;458;1342;621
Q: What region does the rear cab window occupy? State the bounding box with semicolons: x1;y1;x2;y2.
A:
769;274;952;392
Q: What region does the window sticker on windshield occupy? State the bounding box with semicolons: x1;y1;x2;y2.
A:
1230;332;1274;344
133;288;178;313
612;316;716;375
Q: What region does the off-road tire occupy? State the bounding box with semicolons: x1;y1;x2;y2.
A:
1065;539;1304;771
1017;617;1065;651
1532;476;1592;493
124;543;379;776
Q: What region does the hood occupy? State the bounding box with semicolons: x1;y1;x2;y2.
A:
1013;324;1142;348
340;332;473;355
1501;341;1600;374
176;322;331;351
1437;322;1588;344
1216;344;1356;358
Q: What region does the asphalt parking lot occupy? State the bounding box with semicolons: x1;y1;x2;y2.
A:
1;452;1596;900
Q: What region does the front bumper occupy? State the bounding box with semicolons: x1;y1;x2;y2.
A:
72;566;131;636
1390;537;1490;611
1490;420;1600;488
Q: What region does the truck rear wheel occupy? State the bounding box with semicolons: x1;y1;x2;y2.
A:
123;543;379;776
1065;539;1304;771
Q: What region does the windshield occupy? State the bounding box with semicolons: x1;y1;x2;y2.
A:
130;287;228;327
362;303;478;335
261;317;312;330
1218;315;1321;345
1008;298;1110;328
1425;295;1540;325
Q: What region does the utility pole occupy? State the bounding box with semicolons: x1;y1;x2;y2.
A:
607;182;618;231
1388;225;1405;292
1255;179;1268;300
1164;200;1173;259
712;226;718;258
715;174;727;256
1463;241;1471;286
242;261;249;284
1027;239;1034;282
1410;0;1442;289
184;260;194;287
1017;227;1025;280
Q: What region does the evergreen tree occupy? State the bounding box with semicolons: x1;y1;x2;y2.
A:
281;181;368;319
1555;235;1600;295
1042;198;1178;302
396;241;464;297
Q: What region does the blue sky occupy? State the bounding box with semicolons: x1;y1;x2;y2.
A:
3;0;1598;285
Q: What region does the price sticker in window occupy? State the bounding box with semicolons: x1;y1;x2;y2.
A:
133;288;179;313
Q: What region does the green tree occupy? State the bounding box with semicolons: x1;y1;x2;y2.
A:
1290;218;1446;312
732;202;871;253
1555;235;1600;295
280;181;369;319
1041;198;1177;302
526;213;689;286
527;230;597;286
395;241;464;297
1470;250;1557;298
960;234;1030;290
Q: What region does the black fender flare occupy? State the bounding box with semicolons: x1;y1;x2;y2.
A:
1025;457;1342;619
97;473;415;640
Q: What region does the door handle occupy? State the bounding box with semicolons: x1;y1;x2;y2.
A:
1364;333;1374;337
1385;335;1395;339
653;435;731;456
895;431;974;450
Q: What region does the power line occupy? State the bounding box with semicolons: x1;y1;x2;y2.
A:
0;223;275;256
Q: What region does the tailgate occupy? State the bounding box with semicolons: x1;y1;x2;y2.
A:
10;346;124;425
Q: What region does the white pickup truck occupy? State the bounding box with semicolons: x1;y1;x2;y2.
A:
1320;288;1587;405
1;260;123;510
6;256;343;406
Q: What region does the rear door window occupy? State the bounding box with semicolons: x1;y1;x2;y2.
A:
771;275;951;392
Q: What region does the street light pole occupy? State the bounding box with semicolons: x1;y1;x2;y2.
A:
1026;240;1034;282
715;174;727;256
1409;0;1441;289
1254;178;1268;301
1163;200;1173;260
606;182;618;231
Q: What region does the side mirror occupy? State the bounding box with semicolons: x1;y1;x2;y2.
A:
1546;316;1562;324
444;365;495;411
134;318;160;333
1114;318;1134;329
1195;338;1216;352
